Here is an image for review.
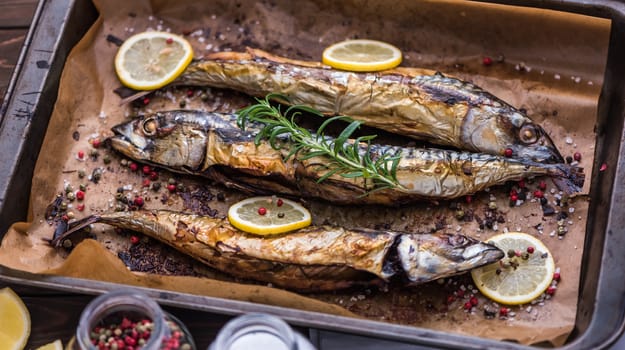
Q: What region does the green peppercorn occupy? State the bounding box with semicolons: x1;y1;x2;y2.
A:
115;204;126;212
179;100;187;108
521;252;530;260
66;212;75;219
60;202;68;211
455;210;465;220
65;184;73;193
115;192;124;201
78;170;86;179
168;178;176;185
79;184;87;191
488;201;498;210
507;249;515;258
200;93;209;101
557;226;567;236
66;192;76;201
103;155;111;164
62;239;73;248
177;183;185;192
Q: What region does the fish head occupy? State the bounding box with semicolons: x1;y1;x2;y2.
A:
110;111;209;172
463;106;564;164
398;233;503;284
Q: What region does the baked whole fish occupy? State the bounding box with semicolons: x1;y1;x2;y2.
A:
109;110;583;205
51;210;504;291
175;48;564;163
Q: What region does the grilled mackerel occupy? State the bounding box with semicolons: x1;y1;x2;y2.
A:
109;110;583;205
175;48;564;163
51;210;504;291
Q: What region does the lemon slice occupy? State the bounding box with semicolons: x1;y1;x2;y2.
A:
114;31;193;90
228;196;312;235
322;39;402;72
35;339;63;350
471;232;555;305
0;287;31;350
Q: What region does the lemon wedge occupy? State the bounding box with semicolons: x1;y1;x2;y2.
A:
35;339;63;350
322;39;402;72
228;196;312;235
0;287;31;350
471;232;555;305
114;31;193;90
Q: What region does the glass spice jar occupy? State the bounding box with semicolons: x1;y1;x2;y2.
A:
208;313;316;350
72;289;196;350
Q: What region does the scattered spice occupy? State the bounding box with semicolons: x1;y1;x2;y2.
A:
129;163;139;172
134;196;145;207
527;246;535;254
77;150;85;159
499;307;509;317
258;207;267;215
167;184;177;193
503;148;513;157
76;204;85;212
533;190;543;199
130;235;140;245
142;165;151;175
76;190;85;201
92;138;102;148
482;56;493;66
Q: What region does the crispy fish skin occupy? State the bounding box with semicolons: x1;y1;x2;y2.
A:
110;110;583;205
176;48;564;163
52;210;504;291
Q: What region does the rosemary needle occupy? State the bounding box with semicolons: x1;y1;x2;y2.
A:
237;93;404;192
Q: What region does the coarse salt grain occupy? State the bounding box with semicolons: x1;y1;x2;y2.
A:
554;74;561;80
565;137;573;144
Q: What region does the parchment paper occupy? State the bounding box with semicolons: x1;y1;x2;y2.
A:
0;0;609;346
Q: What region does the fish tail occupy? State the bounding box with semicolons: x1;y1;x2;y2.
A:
548;164;585;194
50;215;102;247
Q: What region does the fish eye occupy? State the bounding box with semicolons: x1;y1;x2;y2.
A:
142;117;158;136
448;234;467;247
519;124;538;144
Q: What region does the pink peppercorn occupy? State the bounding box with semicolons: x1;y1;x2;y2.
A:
510;194;518;202
143;97;150;105
142;165;151;175
124;335;136;346
149;171;159;181
78;150;85;159
129;162;139;172
546;286;557;295
167;184;176;192
600;163;608;171
533;190;543;198
518;179;526;188
187;89;194;97
130;236;140;245
76;204;85;212
553;272;561;282
166;37;173;44
504;148;513;157
142;179;151;187
573;152;582;162
276;198;284;207
482;56;493;66
447;295;455;304
134;196;144;207
76;190;85;200
456;289;465;298
463;301;473;310
92;138;101;148
258;207;267;215
465;195;473;204
470;296;478;306
527;246;535;254
538;181;547;190
499;307;509;316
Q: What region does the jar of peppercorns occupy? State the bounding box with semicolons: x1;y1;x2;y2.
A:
72;289;196;350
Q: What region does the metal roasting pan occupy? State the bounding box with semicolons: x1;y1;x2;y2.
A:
1;0;625;349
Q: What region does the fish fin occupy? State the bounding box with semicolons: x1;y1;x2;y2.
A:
551;165;585;195
246;47;327;69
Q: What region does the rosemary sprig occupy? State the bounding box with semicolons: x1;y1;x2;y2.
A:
237;93;404;192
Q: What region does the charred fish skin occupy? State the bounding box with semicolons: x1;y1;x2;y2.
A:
110;110;583;204
52;210;504;291
176;48;564;163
